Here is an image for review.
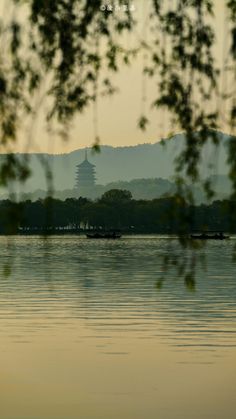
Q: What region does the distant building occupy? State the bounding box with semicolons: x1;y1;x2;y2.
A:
75;150;96;190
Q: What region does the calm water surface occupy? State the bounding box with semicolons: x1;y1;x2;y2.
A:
0;236;235;419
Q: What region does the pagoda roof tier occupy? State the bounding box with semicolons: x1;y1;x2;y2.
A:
76;167;96;172
77;160;95;168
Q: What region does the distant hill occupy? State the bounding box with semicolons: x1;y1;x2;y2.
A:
3;174;232;204
15;178;175;201
0;130;233;194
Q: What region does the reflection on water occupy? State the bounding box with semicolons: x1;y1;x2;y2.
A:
0;236;235;419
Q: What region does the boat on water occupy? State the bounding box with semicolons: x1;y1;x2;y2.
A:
86;231;121;239
190;231;230;240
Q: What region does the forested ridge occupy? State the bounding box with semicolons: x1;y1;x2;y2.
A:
0;189;234;235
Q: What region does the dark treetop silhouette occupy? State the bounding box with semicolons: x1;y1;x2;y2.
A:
0;191;233;236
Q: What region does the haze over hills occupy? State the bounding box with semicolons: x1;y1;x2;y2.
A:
0;131;233;196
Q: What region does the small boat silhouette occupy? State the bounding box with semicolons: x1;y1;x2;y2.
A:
190;231;229;240
86;231;121;239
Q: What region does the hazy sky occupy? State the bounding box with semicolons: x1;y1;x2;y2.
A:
9;0;227;154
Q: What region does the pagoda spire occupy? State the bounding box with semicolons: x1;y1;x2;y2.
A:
75;149;96;190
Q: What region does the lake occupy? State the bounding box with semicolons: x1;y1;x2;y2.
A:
0;236;235;419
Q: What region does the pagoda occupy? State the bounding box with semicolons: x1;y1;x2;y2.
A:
75;150;96;189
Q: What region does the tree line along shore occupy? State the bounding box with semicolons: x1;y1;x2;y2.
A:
0;189;234;235
0;189;236;235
